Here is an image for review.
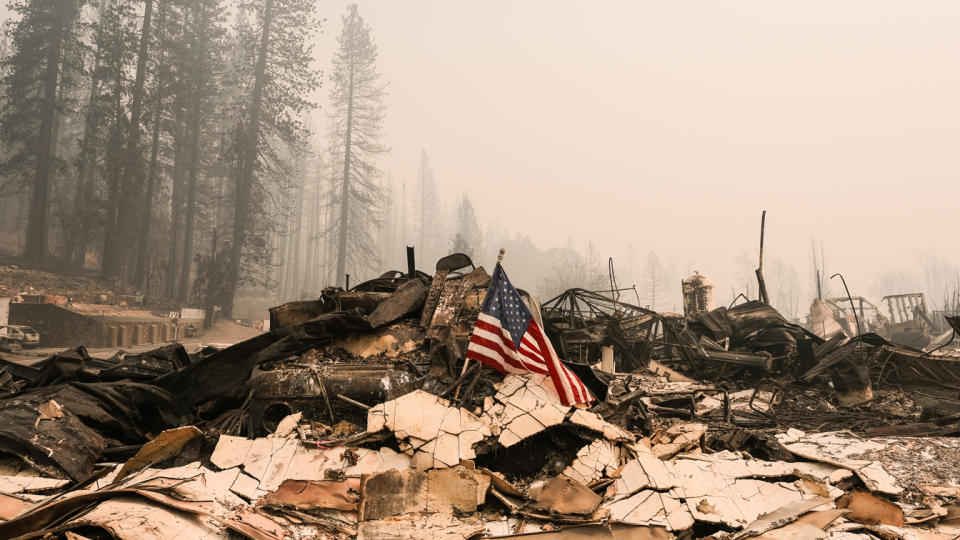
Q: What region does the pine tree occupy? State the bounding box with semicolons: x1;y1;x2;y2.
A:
327;3;386;287
133;0;169;288
222;0;318;316
95;0;138;273
0;0;83;264
102;0;156;278
450;193;482;260
176;0;227;301
413;149;440;262
641;251;668;310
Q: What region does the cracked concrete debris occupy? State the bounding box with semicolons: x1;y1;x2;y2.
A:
563;439;628;485
258;478;362;512
776;431;903;495
0;475;68;495
367;389;491;468
604;452;841;530
650;423;707;459
66;498;231;540
358;512;486;540
568;409;637;442
730;498;836;539
209;434;410;498
482;374;571;448
358;465;491;521
606;489;695;531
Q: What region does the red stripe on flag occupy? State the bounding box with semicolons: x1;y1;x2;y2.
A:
528;319;591;405
468;333;549;374
475;319;518;349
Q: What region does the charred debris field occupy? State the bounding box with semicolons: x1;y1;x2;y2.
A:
0;252;958;539
1;0;959;538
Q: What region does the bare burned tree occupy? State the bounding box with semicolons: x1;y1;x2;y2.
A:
327;4;386;287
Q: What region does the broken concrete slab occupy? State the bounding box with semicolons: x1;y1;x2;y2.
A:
731;498;835;539
358;465;491;520
606;456;680;502
485;523;670;539
0;492;36;521
209;434;411;498
563;439;628;486
358;512;486;540
367;389;490;468
63;498;232;539
568;409;636;443
604;451;839;530
482;374;571;448
649;423;706;459
0;475;68;495
259;478;361;512
605;489;695;531
777;431;903;495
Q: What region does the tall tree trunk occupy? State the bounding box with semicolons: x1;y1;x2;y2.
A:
223;0;274;318
24;6;68;265
335;52;355;288
72;50;103;270
101;54;128;273
135;0;165;289
105;0;154;279
286;174;306;297
303;179;318;295
178;4;208;302
166;101;187;298
49;75;65;263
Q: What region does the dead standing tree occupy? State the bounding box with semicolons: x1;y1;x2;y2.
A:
328;4;387;287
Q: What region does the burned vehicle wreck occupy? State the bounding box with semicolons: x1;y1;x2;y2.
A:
3;254;960;539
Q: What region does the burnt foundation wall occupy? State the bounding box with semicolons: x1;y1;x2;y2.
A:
9;304;181;349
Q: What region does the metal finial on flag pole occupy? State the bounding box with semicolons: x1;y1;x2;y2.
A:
497;248;505;264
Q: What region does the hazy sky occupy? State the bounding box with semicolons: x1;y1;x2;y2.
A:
321;1;960;299
3;1;957;302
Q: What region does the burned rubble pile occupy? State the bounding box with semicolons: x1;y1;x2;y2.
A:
2;255;960;539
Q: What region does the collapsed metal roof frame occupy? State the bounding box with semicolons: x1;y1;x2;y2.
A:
541;288;656;330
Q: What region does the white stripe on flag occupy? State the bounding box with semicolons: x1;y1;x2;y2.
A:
470;313;592;405
469;320;544;373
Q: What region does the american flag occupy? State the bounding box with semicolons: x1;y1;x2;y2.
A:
466;263;593;406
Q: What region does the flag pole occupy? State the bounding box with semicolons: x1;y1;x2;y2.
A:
455;248;506;400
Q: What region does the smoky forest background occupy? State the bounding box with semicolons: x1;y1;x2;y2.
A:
1;0;959;322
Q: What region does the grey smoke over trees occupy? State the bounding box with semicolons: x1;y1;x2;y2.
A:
640;252;669;311
0;0;320;317
450;193;483;260
0;1;956;322
327;3;386;288
0;0;83;264
413;149;441;263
